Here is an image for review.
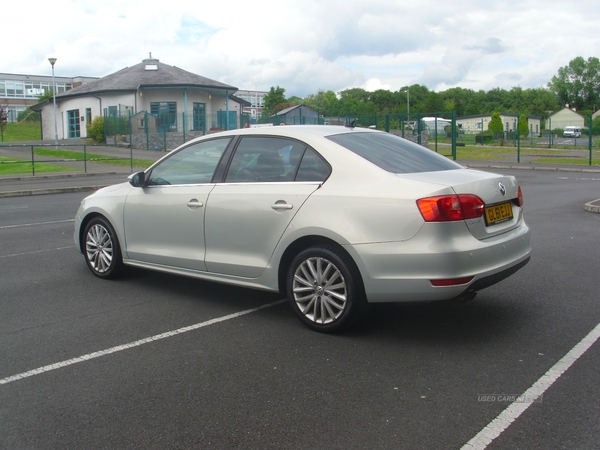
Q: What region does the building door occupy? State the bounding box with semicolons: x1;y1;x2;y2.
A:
67;109;80;138
193;103;206;132
217;110;236;130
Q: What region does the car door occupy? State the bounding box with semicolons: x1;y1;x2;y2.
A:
204;137;329;278
123;137;231;271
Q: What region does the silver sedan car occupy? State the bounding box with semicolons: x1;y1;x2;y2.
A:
75;125;531;332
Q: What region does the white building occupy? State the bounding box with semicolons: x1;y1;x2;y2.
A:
32;56;247;148
0;72;97;122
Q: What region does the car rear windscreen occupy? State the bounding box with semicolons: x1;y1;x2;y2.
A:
327;132;462;173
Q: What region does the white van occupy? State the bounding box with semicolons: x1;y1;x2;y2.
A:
563;126;582;138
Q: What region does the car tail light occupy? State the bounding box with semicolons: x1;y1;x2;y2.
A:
431;276;474;286
513;186;524;207
417;194;485;222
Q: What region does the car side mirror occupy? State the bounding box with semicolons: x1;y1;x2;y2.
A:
128;171;146;187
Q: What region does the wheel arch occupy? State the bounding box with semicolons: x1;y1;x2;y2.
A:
78;212;122;254
277;235;365;296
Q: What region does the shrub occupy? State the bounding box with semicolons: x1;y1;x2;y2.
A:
87;116;105;143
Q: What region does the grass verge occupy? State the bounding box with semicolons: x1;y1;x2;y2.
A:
0;156;78;175
1;123;42;141
33;149;155;169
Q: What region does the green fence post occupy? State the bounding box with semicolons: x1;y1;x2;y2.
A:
31;145;35;176
145;111;149;151
451;111;457;160
589;113;593;166
517;115;521;163
84;145;87;173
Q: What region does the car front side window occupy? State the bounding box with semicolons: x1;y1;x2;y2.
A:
147;138;231;186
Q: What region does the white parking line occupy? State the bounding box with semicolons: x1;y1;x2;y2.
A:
0;299;286;386
0;219;74;229
0;246;75;258
462;322;600;449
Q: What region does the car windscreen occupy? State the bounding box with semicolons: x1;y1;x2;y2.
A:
326;132;462;173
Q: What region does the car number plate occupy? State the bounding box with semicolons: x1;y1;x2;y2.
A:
485;202;513;225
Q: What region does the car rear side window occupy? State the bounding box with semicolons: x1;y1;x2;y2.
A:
225;137;330;183
327;132;462;173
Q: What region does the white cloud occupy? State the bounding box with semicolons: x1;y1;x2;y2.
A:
3;0;600;97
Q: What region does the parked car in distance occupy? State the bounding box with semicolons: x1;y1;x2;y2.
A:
75;125;531;333
563;126;582;138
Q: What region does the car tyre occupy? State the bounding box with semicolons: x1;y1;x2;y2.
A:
286;245;367;333
83;216;124;279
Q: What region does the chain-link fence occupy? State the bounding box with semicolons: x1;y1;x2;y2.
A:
100;108;598;165
104;110;252;151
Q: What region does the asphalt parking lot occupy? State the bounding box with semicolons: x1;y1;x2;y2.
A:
1;168;599;449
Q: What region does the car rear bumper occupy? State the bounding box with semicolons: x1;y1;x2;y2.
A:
347;221;531;303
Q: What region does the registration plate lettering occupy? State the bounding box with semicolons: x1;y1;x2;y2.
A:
485;202;513;225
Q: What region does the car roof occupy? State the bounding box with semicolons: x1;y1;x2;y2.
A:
202;124;381;140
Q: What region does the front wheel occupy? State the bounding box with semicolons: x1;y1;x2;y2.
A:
286;246;367;333
83;216;124;279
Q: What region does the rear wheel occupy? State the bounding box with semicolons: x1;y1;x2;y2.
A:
83;217;124;279
286;245;367;333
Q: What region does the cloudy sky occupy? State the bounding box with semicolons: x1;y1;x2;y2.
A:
4;0;599;97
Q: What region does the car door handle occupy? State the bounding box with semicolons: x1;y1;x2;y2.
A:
187;199;204;209
271;202;293;211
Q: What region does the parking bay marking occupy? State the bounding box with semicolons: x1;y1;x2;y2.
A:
462;322;600;450
0;299;286;386
0;219;74;229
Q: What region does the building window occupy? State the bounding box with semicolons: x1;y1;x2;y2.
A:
150;102;177;132
0;79;72;98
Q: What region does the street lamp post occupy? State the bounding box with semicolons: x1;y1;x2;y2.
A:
48;58;58;147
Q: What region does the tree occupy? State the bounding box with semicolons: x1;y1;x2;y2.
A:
263;86;287;115
303;90;338;116
488;111;504;137
548;56;600;111
592;116;600;135
38;90;55;103
519;114;529;137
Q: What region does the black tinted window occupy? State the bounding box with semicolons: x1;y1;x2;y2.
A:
224;137;330;183
327;132;461;173
296;148;331;182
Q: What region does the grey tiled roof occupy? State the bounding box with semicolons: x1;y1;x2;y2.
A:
55;58;237;99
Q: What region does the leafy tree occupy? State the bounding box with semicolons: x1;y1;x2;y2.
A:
488;111;504;136
263;86;287;114
440;87;476;116
592;115;600;135
38;90;55;103
519;114;529;137
424;91;445;113
369;89;399;113
339;88;370;102
303;90;338;116
548;56;600;111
